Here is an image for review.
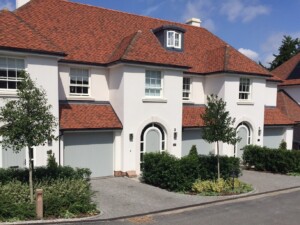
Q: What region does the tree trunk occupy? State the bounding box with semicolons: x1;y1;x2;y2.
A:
29;147;34;203
217;141;220;180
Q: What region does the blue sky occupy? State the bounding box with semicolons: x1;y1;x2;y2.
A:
1;0;299;66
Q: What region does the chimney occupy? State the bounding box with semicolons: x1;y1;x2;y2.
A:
186;18;201;27
16;0;30;9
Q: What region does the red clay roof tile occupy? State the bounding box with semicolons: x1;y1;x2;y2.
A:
277;90;300;123
273;53;300;80
3;0;273;76
60;103;122;130
264;106;295;126
0;9;64;56
182;105;206;128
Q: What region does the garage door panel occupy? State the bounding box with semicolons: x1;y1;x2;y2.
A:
263;128;284;149
64;132;113;178
182;129;213;156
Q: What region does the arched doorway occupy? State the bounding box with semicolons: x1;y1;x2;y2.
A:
236;122;252;158
140;123;166;169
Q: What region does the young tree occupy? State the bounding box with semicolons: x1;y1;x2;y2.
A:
201;94;240;180
0;72;57;202
269;35;300;70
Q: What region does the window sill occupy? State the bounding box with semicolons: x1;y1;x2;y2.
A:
237;101;254;105
142;98;167;103
67;96;95;101
0;90;18;97
183;100;194;104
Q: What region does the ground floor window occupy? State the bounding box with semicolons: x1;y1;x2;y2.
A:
140;123;166;169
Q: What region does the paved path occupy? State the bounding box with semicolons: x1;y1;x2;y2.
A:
91;170;300;219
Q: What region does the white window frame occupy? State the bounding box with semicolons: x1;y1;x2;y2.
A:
145;70;163;98
69;68;90;96
183;77;191;100
0;57;25;91
166;31;182;49
239;78;251;101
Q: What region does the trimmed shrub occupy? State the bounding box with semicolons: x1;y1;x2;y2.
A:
0;179;97;222
0;181;35;221
142;148;240;192
192;178;252;195
38;179;97;217
243;145;300;174
0;166;91;185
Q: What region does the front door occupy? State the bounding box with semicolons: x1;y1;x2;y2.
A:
140;123;166;169
236;123;251;159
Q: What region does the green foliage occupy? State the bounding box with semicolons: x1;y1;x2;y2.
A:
0;179;97;221
279;140;287;150
0;71;57;151
0;181;35;222
142;151;240;192
192;178;253;195
243;145;300;174
47;153;58;169
37;179;97;218
0;166;91;185
269;35;300;70
201;94;240;145
188;145;198;157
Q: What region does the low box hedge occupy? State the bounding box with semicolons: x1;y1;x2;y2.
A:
243;145;300;174
142;148;240;192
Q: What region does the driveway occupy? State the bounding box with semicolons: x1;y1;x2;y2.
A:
91;170;300;219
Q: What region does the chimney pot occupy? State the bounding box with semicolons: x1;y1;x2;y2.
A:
186;18;201;27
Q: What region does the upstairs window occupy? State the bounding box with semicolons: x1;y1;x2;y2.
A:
239;78;251;100
70;68;89;96
0;57;24;90
183;77;191;100
167;31;182;49
145;70;162;97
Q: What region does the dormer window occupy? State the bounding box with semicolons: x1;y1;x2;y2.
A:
153;25;186;52
167;31;181;49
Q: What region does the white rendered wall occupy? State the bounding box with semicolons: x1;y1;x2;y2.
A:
26;56;60;167
282;86;300;104
284;127;294;150
183;75;205;104
223;75;266;156
204;75;226;101
58;64;109;101
265;82;278;107
109;65;184;174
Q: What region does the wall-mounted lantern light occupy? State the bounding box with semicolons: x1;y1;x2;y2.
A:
258;127;261;136
129;133;134;142
173;128;177;140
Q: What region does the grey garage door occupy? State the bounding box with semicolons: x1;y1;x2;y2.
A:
263;127;284;149
64;132;114;178
2;147;26;168
182;129;213;156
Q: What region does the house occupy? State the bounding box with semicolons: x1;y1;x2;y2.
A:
272;52;300;149
0;0;295;177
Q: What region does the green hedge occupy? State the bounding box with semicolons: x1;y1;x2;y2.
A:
142;150;240;192
243;145;300;173
0;166;91;185
0;179;97;222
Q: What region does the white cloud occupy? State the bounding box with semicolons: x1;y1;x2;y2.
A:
142;2;165;16
220;0;270;23
238;48;259;61
181;0;216;31
0;0;14;11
